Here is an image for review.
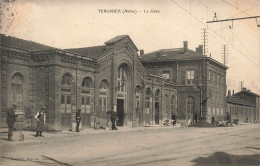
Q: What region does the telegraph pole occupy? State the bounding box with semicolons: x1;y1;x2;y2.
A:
222;44;228;66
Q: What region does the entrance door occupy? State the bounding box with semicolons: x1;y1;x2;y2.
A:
187;97;195;123
61;95;72;130
155;102;159;124
117;99;124;126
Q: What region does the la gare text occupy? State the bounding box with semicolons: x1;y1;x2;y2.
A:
98;9;160;14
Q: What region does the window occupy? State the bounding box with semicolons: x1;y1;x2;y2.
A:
145;88;151;114
217;74;220;84
208;70;211;81
117;67;127;92
61;74;72;113
186;70;195;85
162;71;170;80
11;73;23;110
136;86;141;111
81;77;93;113
99;80;109;112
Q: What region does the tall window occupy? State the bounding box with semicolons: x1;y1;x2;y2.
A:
186;70;195;85
117;67;127;92
145;88;151;114
81;77;93;113
61;74;72;113
208;70;211;81
136;86;141;112
11;73;23;110
99;80;109;112
171;95;175;116
162;71;170;80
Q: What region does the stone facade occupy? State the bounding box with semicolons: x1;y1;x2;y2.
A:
0;34;177;130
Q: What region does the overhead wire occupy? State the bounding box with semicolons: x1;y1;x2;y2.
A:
170;0;258;66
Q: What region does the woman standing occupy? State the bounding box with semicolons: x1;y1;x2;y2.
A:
35;108;46;137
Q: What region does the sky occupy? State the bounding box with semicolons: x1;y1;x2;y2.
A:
0;0;259;94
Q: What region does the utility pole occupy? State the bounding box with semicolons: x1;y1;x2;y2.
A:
222;44;228;66
201;28;208;118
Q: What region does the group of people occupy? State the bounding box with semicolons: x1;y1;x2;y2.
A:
6;105;45;141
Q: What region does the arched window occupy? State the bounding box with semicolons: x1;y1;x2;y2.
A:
61;74;72;113
11;73;23;110
117;67;127;92
99;80;109;112
81;77;93;113
155;89;160;101
145;88;152;114
136;86;141;111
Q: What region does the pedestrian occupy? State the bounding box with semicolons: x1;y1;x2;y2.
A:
171;113;176;126
6;104;17;141
226;112;232;126
211;116;215;126
187;113;191;126
35;108;46;137
194;111;198;123
106;107;118;130
76;109;81;132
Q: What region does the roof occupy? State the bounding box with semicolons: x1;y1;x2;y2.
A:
234;90;260;97
140;48;228;69
226;96;255;107
0;34;56;51
64;45;112;60
105;35;129;45
140;48;204;61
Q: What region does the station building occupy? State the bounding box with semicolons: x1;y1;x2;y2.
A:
140;41;228;123
0;34;177;130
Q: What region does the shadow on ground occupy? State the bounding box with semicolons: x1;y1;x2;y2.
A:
192;151;260;166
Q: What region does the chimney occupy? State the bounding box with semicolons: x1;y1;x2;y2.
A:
228;90;231;97
196;45;203;55
242;87;247;91
232;90;234;96
140;49;144;56
183;41;188;53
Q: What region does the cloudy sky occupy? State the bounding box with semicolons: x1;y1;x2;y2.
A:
1;0;259;94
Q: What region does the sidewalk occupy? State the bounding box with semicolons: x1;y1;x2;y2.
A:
0;125;182;145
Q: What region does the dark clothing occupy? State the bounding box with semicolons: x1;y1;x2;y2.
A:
194;112;198;123
6;107;17;140
35;111;45;137
37;112;45;131
106;110;117;130
76;111;81;132
171;115;176;125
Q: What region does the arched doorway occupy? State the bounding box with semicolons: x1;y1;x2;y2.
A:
135;85;142;126
187;96;195;122
61;74;72;129
145;88;152;125
99;80;109;127
155;89;160;124
81;77;93;128
116;65;129;126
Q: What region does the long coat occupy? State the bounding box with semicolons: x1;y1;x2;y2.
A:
6;107;16;128
35;112;45;131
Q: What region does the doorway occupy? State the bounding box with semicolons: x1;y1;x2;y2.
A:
155;102;159;124
117;99;124;126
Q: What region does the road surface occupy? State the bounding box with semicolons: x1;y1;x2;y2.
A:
1;123;260;166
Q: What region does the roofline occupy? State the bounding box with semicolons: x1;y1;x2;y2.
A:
234;91;260;97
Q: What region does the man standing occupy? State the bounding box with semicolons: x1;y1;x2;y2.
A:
35;108;45;137
76;109;81;132
106;107;118;130
6;104;17;141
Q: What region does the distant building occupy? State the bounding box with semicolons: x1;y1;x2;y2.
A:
232;88;260;123
140;41;228;123
226;90;256;123
0;34;177;130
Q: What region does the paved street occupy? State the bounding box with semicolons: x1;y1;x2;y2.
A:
1;123;260;166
